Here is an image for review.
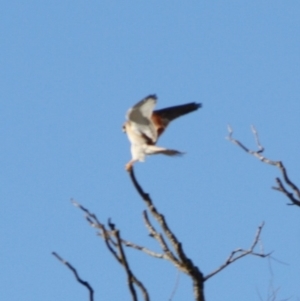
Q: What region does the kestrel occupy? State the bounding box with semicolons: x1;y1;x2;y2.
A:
123;95;201;171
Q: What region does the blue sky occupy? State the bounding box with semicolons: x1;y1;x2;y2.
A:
1;1;300;300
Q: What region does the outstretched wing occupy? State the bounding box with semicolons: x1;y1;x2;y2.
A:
126;95;158;143
152;102;202;138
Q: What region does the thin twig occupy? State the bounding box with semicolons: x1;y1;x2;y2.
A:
122;239;165;259
72;200;150;301
168;271;181;301
52;252;94;301
113;229;137;301
143;210;180;265
227;126;300;207
204;222;270;281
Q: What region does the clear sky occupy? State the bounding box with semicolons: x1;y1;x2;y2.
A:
1;1;299;300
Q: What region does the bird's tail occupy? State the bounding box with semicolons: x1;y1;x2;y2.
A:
145;145;184;156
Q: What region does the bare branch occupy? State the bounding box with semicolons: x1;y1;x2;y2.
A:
52;252;94;301
227;126;300;207
113;229;149;301
204;222;270;281
65;161;271;301
168;271;180;301
121;239;165;259
128;168;205;301
273;178;300;206
143;210;181;266
72;200;150;301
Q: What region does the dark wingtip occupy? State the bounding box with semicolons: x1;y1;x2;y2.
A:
186;102;202;110
145;94;157;100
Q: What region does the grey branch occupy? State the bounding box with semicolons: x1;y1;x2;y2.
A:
52;252;94;301
227;125;300;207
113;228;149;301
128;168;205;301
143;210;181;264
122;238;165;259
64;161;270;301
204;222;270;281
72;200;150;301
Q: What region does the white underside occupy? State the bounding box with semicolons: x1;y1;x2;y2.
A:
131;143;182;162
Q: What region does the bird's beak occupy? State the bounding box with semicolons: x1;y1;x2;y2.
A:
122;123;126;133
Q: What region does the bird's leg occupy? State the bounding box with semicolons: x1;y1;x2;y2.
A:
125;159;136;171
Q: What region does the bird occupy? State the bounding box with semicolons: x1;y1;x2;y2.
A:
123;94;201;171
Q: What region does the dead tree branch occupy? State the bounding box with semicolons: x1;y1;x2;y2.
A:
128;168;205;301
52;252;94;301
127;168;269;300
142;210;181;265
227;126;300;207
72;200;150;301
64;167;269;300
113;227;148;301
122;239;165;259
204;222;270;280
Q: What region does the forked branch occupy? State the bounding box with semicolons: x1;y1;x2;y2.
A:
227;126;300;207
60;166;269;301
128;168;205;301
72;200;150;301
127;168;270;300
204;222;270;280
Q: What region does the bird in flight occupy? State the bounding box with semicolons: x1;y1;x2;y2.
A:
123;95;201;171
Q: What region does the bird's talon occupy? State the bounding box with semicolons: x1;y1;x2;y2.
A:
125;162;133;171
